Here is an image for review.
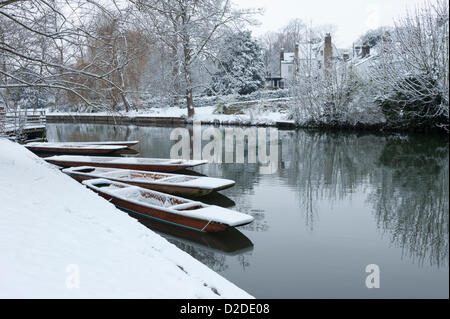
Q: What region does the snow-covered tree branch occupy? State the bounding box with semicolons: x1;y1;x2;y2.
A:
369;0;449;131
0;0;146;113
132;0;258;117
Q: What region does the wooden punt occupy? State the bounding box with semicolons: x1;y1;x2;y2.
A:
45;155;208;172
83;179;254;232
54;141;139;147
63;166;235;196
25;142;127;155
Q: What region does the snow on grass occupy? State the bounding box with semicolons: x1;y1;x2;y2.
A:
46;103;288;126
0;139;253;299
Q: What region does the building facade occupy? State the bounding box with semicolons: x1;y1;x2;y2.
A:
266;33;343;89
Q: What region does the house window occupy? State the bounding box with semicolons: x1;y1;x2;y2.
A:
288;65;293;73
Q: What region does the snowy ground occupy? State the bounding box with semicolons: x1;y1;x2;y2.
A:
0;139;253;299
47;104;290;126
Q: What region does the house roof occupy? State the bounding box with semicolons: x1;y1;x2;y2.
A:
282;41;342;63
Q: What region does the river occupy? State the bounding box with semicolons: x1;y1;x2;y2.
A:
47;123;449;298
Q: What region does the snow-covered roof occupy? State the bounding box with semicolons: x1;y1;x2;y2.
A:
282;41;342;64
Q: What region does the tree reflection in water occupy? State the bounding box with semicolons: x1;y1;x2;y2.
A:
279;131;385;230
280;131;448;267
47;123;449;270
370;136;449;267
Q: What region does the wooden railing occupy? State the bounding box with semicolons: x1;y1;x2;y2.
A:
1;108;46;134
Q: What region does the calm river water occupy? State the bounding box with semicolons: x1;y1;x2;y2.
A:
47;123;449;298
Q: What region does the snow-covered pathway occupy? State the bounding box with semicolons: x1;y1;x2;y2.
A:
0;139;253;299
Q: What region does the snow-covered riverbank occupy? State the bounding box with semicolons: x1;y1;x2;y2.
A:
47;104;291;127
0;139;253;298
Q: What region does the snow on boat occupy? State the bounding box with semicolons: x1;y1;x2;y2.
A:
83;179;254;232
47;141;139;147
63;166;235;196
45;155;208;172
25;142;127;155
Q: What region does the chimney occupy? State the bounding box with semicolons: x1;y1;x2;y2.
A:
324;33;332;70
280;48;284;77
294;43;299;73
361;41;370;58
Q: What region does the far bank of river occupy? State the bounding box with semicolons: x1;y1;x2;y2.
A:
45;112;297;129
45;111;448;135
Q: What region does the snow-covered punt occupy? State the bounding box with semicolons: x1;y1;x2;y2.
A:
63;166;235;196
25;142;127;155
83;179;254;232
48;140;139;147
45;155;208;172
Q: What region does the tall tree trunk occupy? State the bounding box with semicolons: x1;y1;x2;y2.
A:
172;65;180;107
121;93;131;112
184;48;194;117
171;45;180;107
186;87;194;117
119;68;131;112
183;51;194;117
181;7;194;118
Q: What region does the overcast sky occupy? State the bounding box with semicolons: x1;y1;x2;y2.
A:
235;0;427;48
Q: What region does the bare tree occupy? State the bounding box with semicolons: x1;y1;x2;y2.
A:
67;9;149;112
132;0;255;117
0;0;145;113
259;19;336;78
288;23;382;127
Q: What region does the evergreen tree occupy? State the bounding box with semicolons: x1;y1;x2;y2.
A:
210;31;265;95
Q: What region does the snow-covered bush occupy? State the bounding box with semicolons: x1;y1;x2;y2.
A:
370;0;449;132
376;75;447;130
288;0;448;132
289;60;383;127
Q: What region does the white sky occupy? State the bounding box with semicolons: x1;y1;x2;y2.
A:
235;0;427;48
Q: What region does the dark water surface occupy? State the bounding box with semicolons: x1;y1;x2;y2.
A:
47;123;449;299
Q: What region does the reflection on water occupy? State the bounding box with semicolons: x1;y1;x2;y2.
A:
132;214;253;273
370;137;449;267
117;148;139;156
186;191;236;208
47;123;449;298
279;132;385;229
135;215;254;256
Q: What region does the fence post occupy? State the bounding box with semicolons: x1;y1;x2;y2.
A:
0;106;5;136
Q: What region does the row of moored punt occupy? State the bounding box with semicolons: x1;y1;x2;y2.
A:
25;141;254;232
